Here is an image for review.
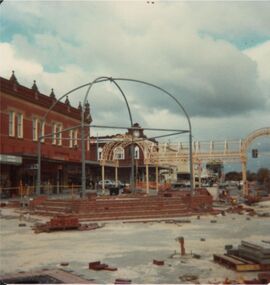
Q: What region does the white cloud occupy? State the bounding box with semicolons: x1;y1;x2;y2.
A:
244;41;270;108
244;41;270;81
1;1;270;144
0;42;43;77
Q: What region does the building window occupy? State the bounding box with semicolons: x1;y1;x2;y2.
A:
135;145;140;159
74;129;78;146
8;111;15;137
32;118;38;141
114;146;125;160
87;136;90;151
52;123;62;145
17;113;23;138
98;147;103;160
52;123;57;144
57;124;62;146
69;129;78;148
32;118;45;142
40;120;45;143
69;130;73;148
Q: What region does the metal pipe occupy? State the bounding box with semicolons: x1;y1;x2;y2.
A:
81;105;86;198
81;77;110;197
90;124;189;132
109;80;135;192
36;139;41;195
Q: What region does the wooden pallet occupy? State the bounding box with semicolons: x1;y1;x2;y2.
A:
213;254;270;272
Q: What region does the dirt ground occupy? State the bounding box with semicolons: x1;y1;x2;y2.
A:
0;201;270;284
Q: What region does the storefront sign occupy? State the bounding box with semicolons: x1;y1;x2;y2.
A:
0;154;22;165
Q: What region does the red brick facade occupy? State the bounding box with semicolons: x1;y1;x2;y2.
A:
0;72;91;195
0;73;158;196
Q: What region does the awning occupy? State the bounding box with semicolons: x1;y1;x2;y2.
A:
0;154;22;165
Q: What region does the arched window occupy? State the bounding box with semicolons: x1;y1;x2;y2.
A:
113;146;125;160
134;146;140;159
98;147;103;160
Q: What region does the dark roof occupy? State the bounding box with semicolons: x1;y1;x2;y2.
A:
0;75;91;123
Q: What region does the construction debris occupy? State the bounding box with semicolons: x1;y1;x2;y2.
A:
215;272;270;284
88;261;117;271
239;240;270;264
245;195;261;205
32;215;104;233
0;269;91;284
153;259;164;266
179;274;198;282
115;279;132;284
165;219;191;224
214;240;270;272
226;205;256;216
257;212;270;218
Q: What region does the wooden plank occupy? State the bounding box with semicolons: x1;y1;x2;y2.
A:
228;254;255;264
236;264;261;272
214;254;244;265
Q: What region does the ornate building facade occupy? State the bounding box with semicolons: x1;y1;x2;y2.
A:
0;72;92;196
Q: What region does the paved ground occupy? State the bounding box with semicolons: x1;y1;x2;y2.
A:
0;201;270;284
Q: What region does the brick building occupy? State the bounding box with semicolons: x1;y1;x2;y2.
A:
0;72;162;196
0;72;92;196
90;123;158;186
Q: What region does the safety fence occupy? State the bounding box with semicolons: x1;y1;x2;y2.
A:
0;184;82;198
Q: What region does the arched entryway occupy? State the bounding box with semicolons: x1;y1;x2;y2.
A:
241;127;270;195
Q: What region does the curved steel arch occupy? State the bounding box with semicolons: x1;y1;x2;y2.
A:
111;77;193;190
37;76;193;196
81;77;135;195
36;77;110;194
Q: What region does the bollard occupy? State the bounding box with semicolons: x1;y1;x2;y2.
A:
179;236;185;256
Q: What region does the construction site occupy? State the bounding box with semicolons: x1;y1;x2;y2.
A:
0;184;270;284
1;75;270;284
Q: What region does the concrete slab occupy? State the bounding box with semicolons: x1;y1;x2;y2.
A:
1;201;270;284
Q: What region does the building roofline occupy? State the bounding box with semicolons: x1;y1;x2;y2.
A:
0;75;91;123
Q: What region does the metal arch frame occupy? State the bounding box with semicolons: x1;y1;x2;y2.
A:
37;76;193;197
37;81;96;194
81;77;193;196
81;77;135;196
112;77;193;190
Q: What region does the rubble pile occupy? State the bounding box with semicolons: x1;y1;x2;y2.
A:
214;240;270;272
226;205;256;216
32;215;103;233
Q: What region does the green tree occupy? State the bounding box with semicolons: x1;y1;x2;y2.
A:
257;168;270;185
247;171;257;182
225;171;241;181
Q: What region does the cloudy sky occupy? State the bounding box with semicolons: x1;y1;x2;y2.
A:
0;1;269;171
